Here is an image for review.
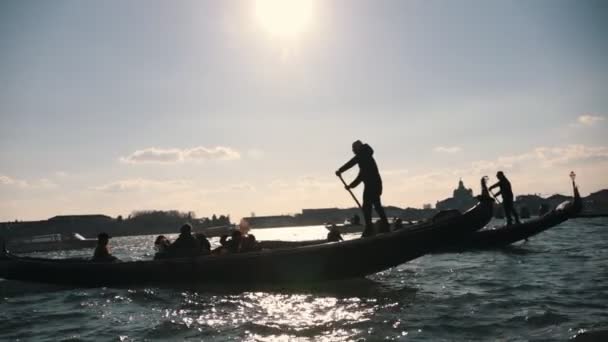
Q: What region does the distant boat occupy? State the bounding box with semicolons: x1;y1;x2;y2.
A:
196;224;236;238
436;181;582;252
6;233;97;253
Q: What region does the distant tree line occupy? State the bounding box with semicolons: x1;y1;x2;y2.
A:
125;210;231;227
0;210;233;239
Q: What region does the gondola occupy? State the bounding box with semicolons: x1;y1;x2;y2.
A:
260;182;489;250
0;180;493;287
435;180;582;253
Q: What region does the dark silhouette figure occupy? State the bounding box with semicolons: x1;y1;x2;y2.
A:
327;228;344;242
393;218;403;230
489;171;521;225
240;234;261;252
92;232;118;262
154;235;171;253
194;233;211;255
336;140;389;237
219;230;243;253
167;224;200;257
351;214;361;225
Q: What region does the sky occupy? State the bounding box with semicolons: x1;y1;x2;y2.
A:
1;0;607;221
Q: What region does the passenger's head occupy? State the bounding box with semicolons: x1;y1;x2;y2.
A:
154;235;168;245
195;233;211;250
238;218;251;235
180;223;192;235
496;171;505;180
352;140;363;154
97;232;110;245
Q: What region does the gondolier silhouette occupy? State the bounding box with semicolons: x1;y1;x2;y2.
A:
336;140;389;237
489;171;521;225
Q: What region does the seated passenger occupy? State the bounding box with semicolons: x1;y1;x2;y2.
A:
166;223;200;257
393;218;403;230
154;235;171;253
240;234;260;252
327;228;343;242
238;218;251;236
220;230;243;253
92;232;118;262
194;233;211;255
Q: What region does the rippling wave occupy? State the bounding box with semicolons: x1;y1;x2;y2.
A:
1;218;607;341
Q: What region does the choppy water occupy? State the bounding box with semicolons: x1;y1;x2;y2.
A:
1;218;607;341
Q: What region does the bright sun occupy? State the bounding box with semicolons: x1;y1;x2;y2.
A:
255;0;314;38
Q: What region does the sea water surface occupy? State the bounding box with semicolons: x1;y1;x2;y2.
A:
1;218;607;341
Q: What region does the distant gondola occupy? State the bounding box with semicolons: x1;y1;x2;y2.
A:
0;180;494;287
435;181;582;253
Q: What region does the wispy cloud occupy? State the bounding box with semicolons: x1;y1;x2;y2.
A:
92;178;193;193
433;146;462;153
577;115;605;126
0;174;28;187
388;143;608;206
472;144;608;172
120;146;241;164
92;178;257;195
0;174;57;189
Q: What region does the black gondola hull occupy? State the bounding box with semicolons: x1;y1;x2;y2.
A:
0;197;494;287
436;184;583;252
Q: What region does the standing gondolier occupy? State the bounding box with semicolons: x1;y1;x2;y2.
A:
336;140;389;237
489;171;521;225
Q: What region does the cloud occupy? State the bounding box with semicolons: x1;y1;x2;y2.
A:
120;146;241;164
92;178;192;193
92;178;257;195
388;143;608;207
578;115;605;126
0;174;27;187
0;174;57;189
433;146;462;153
472;145;608;173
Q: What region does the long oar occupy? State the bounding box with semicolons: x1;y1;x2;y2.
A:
483;176;502;205
337;174;363;211
489;189;502;205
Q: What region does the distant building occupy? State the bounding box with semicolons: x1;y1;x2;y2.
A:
515;194;546;216
301;208;347;223
583;189;608;213
422;203;432;210
435;179;477;212
245;215;295;228
49;215;113;222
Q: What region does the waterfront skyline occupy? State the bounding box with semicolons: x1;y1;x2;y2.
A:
1;0;607;221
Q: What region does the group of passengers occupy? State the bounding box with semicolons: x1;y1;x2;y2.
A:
92;217;345;262
153;219;261;259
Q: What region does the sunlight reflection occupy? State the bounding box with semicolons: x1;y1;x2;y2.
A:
159;291;377;340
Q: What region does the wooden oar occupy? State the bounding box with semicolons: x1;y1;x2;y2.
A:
489;189;502;205
483;176;502;205
337;174;363;210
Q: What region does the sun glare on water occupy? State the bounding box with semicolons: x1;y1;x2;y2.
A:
255;0;314;38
